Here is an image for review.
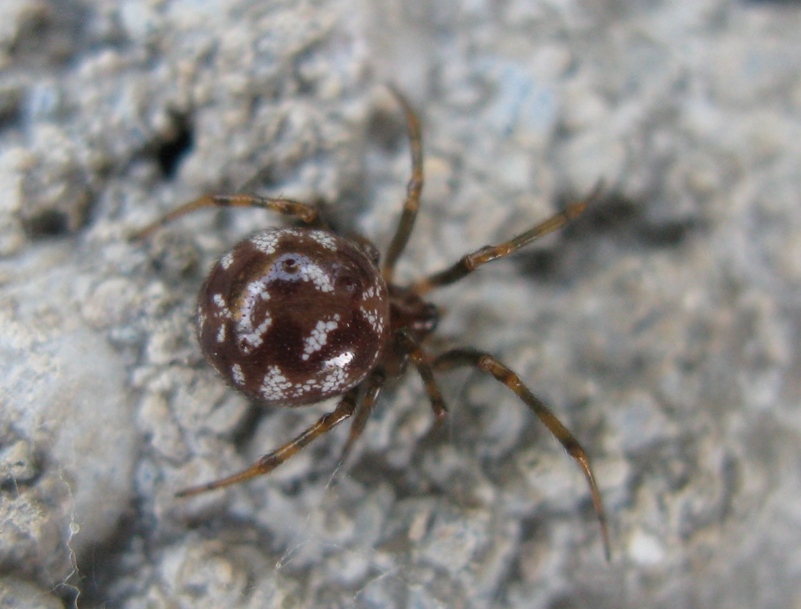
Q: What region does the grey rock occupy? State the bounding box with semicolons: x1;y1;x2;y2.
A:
1;0;800;608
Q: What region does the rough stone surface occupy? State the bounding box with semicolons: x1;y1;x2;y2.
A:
0;576;65;609
1;0;800;608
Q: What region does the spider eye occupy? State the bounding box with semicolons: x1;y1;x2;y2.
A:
281;257;299;273
337;273;359;293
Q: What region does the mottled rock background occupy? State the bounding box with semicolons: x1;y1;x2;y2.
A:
1;0;800;607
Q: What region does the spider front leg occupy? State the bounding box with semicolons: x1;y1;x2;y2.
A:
336;331;449;469
337;371;386;465
132;193;319;240
382;86;424;284
176;387;359;498
433;348;611;561
396;329;448;427
412;183;602;295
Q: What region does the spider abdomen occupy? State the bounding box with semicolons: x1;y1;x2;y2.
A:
197;227;390;406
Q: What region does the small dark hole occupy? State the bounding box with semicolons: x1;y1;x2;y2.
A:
25;209;70;237
367;105;406;154
640;219;694;247
583;195;639;231
156;114;194;179
517;249;558;278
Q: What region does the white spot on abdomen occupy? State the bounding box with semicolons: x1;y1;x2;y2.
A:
260;366;292;400
231;363;245;385
251;232;280;255
302;314;341;360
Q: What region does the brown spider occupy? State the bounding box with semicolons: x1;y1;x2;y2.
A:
135;88;610;559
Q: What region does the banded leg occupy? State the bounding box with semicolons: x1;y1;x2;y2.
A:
338;371;385;465
132;193;319;241
397;329;448;427
176;388;359;498
412;183;602;295
382;86;424;284
337;327;450;467
433;348;611;561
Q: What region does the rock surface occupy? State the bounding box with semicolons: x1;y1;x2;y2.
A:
1;0;800;608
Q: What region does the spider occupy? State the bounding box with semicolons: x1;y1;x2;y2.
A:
135;88;610;559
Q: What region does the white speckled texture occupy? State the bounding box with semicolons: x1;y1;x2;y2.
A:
1;0;800;607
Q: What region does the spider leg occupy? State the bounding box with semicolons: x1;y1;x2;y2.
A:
433;348;611;561
132;193;319;240
337;371;385;466
397;329;448;427
337;325;452;466
412;182;602;295
336;329;451;469
382;86;424;283
175;387;359;498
